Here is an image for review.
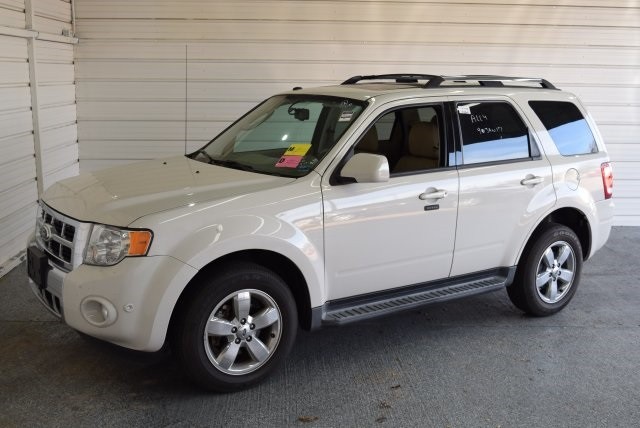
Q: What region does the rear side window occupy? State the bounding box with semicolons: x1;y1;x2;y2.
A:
529;101;598;156
457;102;531;164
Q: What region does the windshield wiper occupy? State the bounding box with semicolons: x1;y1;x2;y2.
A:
209;158;257;173
203;156;292;178
192;151;253;173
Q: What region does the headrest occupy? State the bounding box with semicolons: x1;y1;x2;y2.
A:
408;122;439;159
358;126;379;153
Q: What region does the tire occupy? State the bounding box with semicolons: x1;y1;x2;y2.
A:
508;223;583;316
173;262;297;392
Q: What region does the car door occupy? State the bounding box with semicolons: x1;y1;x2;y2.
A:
449;96;556;276
322;101;459;301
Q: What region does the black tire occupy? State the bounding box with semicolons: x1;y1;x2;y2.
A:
508;223;583;316
173;262;297;392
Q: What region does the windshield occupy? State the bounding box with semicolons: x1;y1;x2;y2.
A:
189;94;367;177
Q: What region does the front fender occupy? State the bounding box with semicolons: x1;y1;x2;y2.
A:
181;229;325;307
131;177;326;308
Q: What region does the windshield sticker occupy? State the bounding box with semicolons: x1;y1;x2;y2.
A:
457;105;471;115
284;143;311;157
339;111;354;122
275;155;303;168
296;157;318;171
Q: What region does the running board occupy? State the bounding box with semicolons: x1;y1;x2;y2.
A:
319;268;515;327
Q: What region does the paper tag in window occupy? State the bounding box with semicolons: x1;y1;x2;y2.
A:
339;111;354;122
284;143;311;156
457;105;471;115
297;157;318;172
275;155;303;168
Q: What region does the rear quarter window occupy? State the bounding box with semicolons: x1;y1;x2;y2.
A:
528;101;598;156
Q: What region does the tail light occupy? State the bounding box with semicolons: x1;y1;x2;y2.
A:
601;162;613;199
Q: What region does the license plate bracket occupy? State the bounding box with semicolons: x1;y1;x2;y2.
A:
27;246;49;290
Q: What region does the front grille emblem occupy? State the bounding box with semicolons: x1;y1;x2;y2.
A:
40;224;53;243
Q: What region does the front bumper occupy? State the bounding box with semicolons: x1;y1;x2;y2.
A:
28;237;198;351
28;251;66;319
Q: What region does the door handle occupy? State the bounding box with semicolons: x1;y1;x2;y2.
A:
520;175;544;186
419;189;448;200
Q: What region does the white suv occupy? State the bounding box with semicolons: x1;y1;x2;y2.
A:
27;74;614;391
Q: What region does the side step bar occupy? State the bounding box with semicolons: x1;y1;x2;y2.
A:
319;267;515;326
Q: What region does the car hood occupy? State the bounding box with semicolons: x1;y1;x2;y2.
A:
42;156;296;226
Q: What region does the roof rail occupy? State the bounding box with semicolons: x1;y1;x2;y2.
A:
341;74;557;90
341;74;441;85
438;75;557;89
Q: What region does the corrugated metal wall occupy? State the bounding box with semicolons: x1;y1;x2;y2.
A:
0;0;78;275
70;1;637;226
0;26;36;277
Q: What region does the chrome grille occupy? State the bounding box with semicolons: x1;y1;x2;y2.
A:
37;203;80;272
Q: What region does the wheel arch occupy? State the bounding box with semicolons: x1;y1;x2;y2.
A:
168;250;314;345
519;207;591;264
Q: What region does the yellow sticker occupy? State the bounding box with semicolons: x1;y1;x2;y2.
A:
284;143;311;156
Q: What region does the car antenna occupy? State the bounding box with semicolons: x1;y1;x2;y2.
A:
184;44;188;155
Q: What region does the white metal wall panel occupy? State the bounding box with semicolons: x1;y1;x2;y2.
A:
0;0;77;276
0;29;37;275
74;0;640;225
0;0;24;28
0;8;23;28
33;12;79;192
32;0;72;35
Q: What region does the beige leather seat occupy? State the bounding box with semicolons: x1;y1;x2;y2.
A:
393;122;440;173
355;126;379;154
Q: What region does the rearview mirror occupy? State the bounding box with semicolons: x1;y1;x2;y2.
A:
293;108;309;121
340;153;390;183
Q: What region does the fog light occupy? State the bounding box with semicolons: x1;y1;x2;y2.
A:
80;297;117;327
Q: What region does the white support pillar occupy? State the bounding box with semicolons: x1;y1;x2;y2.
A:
24;0;44;197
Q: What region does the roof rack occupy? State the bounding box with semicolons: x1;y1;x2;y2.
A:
342;74;441;85
341;74;557;90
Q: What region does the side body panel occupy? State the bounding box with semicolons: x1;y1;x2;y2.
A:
510;91;614;259
449;95;556;275
321;96;459;300
322;170;459;300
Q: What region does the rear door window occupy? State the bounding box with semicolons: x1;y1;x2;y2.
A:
529;101;598;156
456;102;531;165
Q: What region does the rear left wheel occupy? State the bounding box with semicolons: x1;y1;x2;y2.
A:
508;223;583;316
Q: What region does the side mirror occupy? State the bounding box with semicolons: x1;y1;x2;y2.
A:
340;153;390;183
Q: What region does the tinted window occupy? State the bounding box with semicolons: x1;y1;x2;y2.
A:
393;106;443;173
353;105;445;174
374;112;395;140
529;101;598;156
457;102;530;164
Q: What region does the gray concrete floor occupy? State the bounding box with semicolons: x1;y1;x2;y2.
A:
1;227;639;427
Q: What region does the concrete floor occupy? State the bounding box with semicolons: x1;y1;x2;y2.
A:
1;227;639;427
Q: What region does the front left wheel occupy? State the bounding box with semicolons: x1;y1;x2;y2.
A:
173;263;297;392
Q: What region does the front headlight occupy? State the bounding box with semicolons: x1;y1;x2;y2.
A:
84;224;153;266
